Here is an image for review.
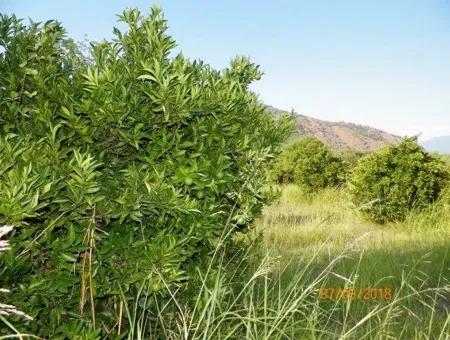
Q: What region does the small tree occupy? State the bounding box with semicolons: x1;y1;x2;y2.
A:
0;8;293;335
270;137;347;192
349;137;450;223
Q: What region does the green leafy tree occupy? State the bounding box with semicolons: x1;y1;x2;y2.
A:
270;137;347;192
349;137;450;223
0;8;293;336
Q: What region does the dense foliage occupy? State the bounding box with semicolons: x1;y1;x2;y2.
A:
335;149;366;169
270;137;347;192
0;8;293;336
349;138;450;223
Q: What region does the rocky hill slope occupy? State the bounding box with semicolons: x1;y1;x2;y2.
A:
267;106;401;151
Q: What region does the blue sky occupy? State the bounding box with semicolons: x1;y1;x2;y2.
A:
2;0;450;140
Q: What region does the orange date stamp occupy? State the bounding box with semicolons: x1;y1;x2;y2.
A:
319;287;392;301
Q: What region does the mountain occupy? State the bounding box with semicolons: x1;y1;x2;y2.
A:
267;106;401;152
422;136;450;154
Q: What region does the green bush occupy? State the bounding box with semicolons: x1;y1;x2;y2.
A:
0;8;293;336
335;149;366;169
270;137;347;192
349;137;450;223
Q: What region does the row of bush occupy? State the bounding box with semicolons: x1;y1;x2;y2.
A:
269;137;450;223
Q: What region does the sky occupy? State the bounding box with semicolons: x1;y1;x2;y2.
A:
2;0;450;140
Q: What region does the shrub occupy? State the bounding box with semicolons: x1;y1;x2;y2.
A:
349;137;450;223
0;8;293;336
270;137;347;192
335;149;366;169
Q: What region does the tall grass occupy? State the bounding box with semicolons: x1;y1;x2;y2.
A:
117;186;449;339
118;243;448;339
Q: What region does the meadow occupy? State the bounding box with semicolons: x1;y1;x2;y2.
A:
114;183;449;339
123;184;449;339
246;184;450;339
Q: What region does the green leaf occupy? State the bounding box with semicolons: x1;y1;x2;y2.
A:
24;68;38;76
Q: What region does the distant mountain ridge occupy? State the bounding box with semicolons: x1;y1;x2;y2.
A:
267;105;401;152
422;136;450;154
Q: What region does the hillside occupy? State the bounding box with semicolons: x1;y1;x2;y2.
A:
267;106;401;151
422;136;450;154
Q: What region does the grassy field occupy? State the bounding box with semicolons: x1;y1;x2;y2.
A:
247;184;450;339
139;185;449;339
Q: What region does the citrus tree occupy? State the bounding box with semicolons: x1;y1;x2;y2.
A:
270;137;347;192
349;137;450;223
0;8;293;336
